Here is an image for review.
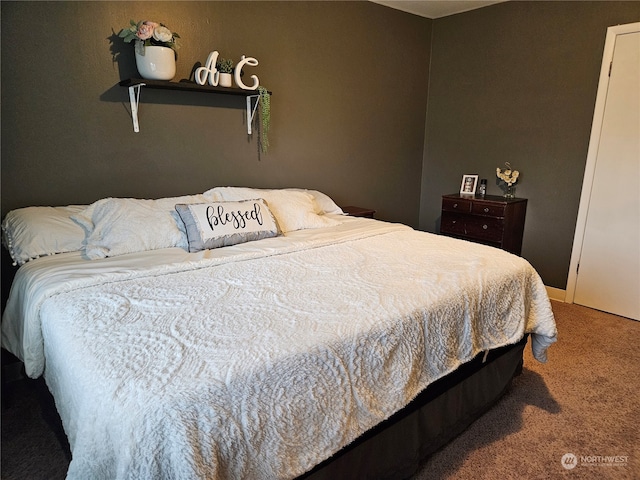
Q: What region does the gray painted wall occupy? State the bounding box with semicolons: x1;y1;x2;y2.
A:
2;1;639;292
421;1;640;289
1;1;431;227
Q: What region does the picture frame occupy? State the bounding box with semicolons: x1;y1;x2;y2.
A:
460;174;479;195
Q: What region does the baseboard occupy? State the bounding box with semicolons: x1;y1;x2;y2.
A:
545;286;566;302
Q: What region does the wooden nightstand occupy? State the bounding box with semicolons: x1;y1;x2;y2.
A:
440;194;527;255
341;206;376;218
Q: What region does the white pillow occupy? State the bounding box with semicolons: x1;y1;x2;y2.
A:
205;187;340;233
2;205;87;266
175;199;279;252
286;188;344;215
71;194;209;259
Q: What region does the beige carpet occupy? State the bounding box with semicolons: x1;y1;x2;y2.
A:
412;301;640;479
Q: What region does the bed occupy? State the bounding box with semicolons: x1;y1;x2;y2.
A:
1;187;557;480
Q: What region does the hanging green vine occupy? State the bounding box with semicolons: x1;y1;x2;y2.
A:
258;86;271;154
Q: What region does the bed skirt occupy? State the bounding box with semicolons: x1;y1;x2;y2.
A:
299;336;528;480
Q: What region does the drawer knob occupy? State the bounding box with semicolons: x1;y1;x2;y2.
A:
483;207;489;213
453;203;458;208
483;224;488;230
452;220;457;224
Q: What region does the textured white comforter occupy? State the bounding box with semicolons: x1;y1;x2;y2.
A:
1;217;557;479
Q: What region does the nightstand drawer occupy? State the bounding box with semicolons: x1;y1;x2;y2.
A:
464;217;505;242
471;202;506;217
442;197;472;213
440;212;467;235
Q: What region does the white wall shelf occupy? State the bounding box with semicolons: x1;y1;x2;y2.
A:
119;78;270;133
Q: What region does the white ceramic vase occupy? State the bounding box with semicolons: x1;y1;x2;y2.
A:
218;72;233;87
135;44;176;81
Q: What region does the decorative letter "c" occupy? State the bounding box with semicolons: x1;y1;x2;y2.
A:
235;55;259;91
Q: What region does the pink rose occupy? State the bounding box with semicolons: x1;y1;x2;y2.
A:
136;21;158;40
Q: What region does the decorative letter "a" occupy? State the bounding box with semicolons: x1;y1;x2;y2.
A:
235;55;259;90
195;51;220;86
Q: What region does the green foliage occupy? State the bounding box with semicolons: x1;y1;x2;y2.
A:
216;58;234;74
258;86;271;154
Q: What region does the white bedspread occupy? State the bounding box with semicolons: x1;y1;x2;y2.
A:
1;217;557;480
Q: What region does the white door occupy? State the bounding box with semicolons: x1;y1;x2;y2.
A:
570;26;640;320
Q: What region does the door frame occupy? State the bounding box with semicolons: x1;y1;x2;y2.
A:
565;22;640;303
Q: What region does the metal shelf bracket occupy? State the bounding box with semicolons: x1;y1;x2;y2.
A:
246;94;260;135
128;83;145;133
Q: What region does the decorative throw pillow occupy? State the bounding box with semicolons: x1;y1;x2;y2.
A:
1;205;87;266
71;194;209;259
175;199;279;252
204;187;340;233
